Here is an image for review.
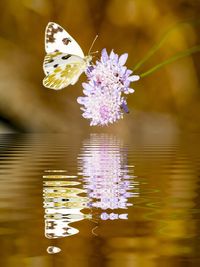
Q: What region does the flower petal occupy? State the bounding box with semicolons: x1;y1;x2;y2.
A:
82;82;93;91
128;88;135;93
121;101;129;113
128;75;140;82
124;80;131;87
77;97;86;104
86;66;94;75
110;50;116;60
120;66;127;75
83;112;91;119
83;90;90;96
126;69;133;76
114;53;119;62
101;48;108;62
119;53;128;66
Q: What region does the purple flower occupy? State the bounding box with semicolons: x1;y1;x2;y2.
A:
77;49;140;126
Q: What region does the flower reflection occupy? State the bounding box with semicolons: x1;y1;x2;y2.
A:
78;134;139;220
43;171;89;240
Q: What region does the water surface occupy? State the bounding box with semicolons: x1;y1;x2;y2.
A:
0;133;200;266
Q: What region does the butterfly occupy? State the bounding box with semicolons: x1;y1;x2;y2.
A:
43;22;92;90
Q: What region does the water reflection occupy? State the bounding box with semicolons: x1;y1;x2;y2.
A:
43;170;89;240
47;246;61;254
1;134;200;265
43;134;138;249
78;134;139;221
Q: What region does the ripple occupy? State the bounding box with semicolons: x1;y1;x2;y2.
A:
0;134;200;263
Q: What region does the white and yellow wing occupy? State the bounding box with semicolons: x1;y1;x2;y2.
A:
45;22;84;58
43;52;87;90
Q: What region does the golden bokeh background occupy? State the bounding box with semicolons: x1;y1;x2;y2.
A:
0;0;199;133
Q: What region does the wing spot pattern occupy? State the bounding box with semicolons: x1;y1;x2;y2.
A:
62;55;71;60
62;38;71;45
46;23;63;43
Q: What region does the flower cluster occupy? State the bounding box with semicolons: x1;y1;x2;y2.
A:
77;49;140;126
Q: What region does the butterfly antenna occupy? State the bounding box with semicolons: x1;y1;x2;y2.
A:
88;35;98;55
89;51;99;56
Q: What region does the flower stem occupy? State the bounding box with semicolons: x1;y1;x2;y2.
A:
140;45;200;78
133;18;200;72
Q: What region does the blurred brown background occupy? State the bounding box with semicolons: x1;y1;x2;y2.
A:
0;0;200;134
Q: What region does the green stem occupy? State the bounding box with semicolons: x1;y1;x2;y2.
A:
133;18;200;72
140;45;200;78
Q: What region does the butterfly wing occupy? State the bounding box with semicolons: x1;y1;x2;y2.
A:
45;22;84;58
43;52;87;90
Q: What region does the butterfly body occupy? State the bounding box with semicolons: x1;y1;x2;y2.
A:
43;22;92;90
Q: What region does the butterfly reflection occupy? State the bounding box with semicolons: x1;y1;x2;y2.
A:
43;171;89;240
78;134;139;221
